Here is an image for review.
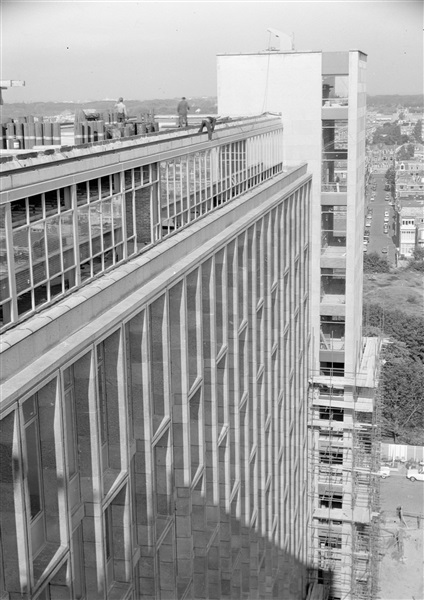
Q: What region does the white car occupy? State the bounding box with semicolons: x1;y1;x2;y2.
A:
384;211;389;217
406;469;424;482
379;466;391;478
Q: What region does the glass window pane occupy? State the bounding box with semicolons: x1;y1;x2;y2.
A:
125;192;134;238
112;196;123;244
78;206;90;257
124;169;133;190
17;291;32;316
11;198;27;228
102;199;113;249
23;395;37;422
14;228;30;292
59;187;71;212
101;176;111;198
31;223;46;283
143;165;150;184
64;388;77;477
61;213;75;266
76;182;88;206
47;216;61;276
44;190;58;217
322;75;349;106
34;284;48;308
0;205;9;299
28;194;43;223
24;419;42;518
88;178;99;202
90;204;102;255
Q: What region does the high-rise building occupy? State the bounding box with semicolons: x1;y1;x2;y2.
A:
218;50;381;600
1;115;315;599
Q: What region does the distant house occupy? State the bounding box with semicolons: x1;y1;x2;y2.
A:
399;201;424;256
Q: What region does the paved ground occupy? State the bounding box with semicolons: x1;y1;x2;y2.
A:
378;465;424;599
365;175;397;264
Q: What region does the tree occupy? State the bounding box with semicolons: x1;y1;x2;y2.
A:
413;119;423;143
408;247;424;272
380;344;424;443
372;123;404;145
396;143;414;160
363;303;424;364
363;252;390;273
385;165;396;184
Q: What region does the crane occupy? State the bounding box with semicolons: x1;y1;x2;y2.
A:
0;80;25;105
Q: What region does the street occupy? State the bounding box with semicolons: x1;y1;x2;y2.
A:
365;174;397;264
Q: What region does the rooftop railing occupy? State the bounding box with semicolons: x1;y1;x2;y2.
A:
0;118;284;330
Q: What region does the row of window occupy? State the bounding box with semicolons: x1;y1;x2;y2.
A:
0;131;284;329
0;184;311;598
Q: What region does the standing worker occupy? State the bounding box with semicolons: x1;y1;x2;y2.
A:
177;97;190;128
114;97;128;123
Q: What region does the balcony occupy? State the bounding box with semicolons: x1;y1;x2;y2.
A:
320;272;345;310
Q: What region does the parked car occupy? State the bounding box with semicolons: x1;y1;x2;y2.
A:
384;216;389;223
383;225;389;233
406;469;424;482
379;466;391;479
382;247;388;254
384;211;389;217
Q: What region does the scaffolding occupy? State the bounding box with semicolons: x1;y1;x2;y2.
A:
307;337;382;600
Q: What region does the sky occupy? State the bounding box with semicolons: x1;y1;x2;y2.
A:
1;0;423;103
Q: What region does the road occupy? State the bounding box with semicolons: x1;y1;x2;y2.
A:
365;174;397;264
378;467;424;600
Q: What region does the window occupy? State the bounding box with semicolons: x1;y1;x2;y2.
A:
190;388;203;480
319;450;343;465
319;492;343;510
11;188;75;319
322;120;348;192
321;206;346;248
322;75;349;106
149;295;168;431
22;380;61;577
63;366;78;478
319;406;344;421
320;316;345;350
320;361;344;377
320;268;346;300
154;430;172;539
97;331;123;494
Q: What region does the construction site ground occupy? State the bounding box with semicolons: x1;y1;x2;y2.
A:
378;464;424;599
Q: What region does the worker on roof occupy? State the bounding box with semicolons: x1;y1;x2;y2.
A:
177;97;190;128
198;116;218;141
114;97;128;123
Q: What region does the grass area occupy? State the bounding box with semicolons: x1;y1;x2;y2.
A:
363;268;424;318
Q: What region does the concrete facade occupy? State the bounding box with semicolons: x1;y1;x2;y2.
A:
218;50;380;600
1;119;314;599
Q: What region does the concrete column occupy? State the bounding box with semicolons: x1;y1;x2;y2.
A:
52;123;61;145
35;122;43;146
43;122;53;145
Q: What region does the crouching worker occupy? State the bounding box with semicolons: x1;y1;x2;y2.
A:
198;116;218;140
